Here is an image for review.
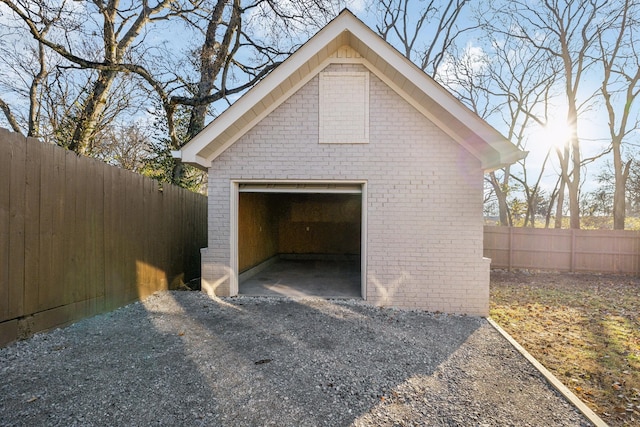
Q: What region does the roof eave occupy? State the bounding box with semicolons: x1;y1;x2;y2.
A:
175;9;526;173
173;149;209;170
482;149;528;172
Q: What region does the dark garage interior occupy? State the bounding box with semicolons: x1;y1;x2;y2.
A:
238;191;362;297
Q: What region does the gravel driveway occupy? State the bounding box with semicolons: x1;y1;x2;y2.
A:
0;291;592;426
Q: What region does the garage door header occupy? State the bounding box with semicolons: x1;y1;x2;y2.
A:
238;183;362;194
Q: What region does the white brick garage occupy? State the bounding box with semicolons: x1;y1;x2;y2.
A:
176;10;525;316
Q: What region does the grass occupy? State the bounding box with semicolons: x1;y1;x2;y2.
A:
490;271;640;427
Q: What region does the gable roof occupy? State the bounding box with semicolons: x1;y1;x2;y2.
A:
175;9;526;171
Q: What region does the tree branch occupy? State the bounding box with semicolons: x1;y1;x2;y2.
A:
0;97;24;134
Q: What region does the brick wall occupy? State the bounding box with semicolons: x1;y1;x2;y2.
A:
203;63;489;316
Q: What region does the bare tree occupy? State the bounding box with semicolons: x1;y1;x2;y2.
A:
163;0;345;182
438;16;559;227
597;0;640;229
485;36;559;228
0;1;63;137
485;0;618;229
437;41;516;225
1;0;346;187
174;0;345;139
92;122;154;171
626;158;640;216
0;97;22;133
0;0;182;153
372;0;473;77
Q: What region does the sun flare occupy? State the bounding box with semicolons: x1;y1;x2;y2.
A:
540;119;573;151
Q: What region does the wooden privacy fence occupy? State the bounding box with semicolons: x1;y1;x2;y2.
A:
0;128;207;346
484;226;640;274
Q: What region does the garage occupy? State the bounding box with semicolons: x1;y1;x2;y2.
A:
175;10;525;315
234;182;365;298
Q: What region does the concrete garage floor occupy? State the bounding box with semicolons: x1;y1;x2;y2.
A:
239;257;361;298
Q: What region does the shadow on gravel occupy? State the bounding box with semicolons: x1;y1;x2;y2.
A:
0;291;592;426
0;293;221;426
161;293;481;425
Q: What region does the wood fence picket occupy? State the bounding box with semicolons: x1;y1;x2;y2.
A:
0;128;207;346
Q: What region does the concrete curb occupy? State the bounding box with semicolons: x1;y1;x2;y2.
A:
487;318;608;427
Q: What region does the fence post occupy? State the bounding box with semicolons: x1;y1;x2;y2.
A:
508;226;513;271
570;229;576;273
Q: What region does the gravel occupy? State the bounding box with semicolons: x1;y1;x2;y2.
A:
0;291;592;426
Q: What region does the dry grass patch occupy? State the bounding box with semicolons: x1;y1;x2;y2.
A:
490;271;640;427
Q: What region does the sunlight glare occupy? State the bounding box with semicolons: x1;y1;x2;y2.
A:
540;118;573;152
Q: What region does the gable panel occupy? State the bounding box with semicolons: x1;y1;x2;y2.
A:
319;72;370;144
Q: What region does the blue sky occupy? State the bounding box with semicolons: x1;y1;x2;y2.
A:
1;0;634;200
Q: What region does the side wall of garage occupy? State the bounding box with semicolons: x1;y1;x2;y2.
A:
238;193;279;272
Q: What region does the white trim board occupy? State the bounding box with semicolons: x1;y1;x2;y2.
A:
239;182;362;194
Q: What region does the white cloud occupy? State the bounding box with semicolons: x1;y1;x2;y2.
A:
437;42;488;90
345;0;366;13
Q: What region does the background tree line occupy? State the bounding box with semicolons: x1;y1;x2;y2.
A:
1;0;639;229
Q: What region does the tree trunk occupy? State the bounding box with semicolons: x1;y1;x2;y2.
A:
567;123;581;229
488;171;511;226
68;70;117;154
497;190;510;226
27;41;48;138
554;178;565;228
0;98;22;134
186;0;239;140
527;190;536;228
567;176;581;229
613;155;631;230
545;186;558;228
172;162;185;186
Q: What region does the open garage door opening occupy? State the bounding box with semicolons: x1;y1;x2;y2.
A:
236;182;365;299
